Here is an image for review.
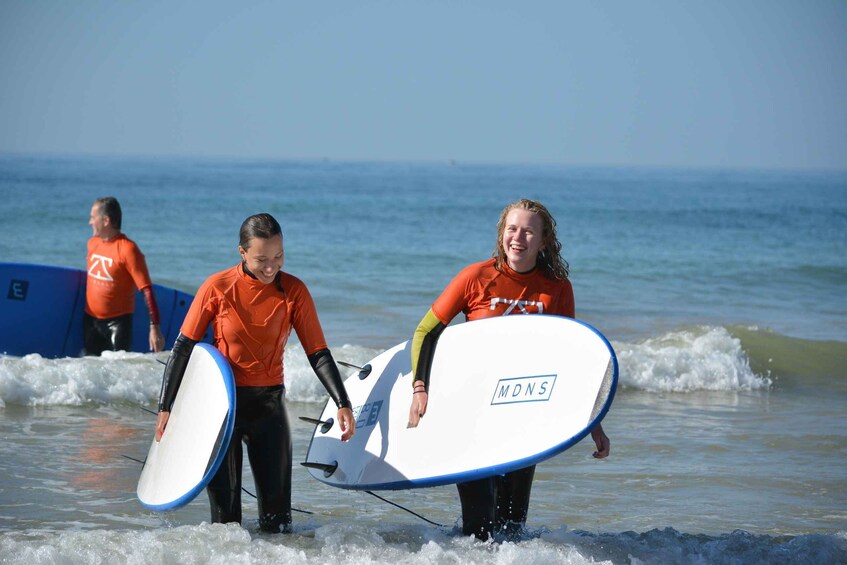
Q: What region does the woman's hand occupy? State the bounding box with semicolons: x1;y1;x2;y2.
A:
407;380;428;428
337;407;356;442
154;411;170;442
591;424;610;459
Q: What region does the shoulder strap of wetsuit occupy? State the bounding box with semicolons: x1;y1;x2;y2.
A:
157;333;197;412
411;308;446;391
308;348;352;409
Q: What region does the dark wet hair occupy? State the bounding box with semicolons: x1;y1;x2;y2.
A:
239;213;282;249
493;198;569;280
94;197;122;230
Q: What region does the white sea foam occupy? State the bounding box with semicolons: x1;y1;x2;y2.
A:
614;326;772;392
0;327;771;407
0;345;381;408
0;523;842;565
0;350;166;408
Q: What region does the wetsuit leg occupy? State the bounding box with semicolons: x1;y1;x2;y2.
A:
105;313;133;352
242;385;292;533
206;424;244;524
494;464;536;535
83;314;133;354
456;476;496;540
83;314;109;356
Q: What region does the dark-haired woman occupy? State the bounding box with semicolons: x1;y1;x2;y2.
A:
407;199;610;540
155;213;355;533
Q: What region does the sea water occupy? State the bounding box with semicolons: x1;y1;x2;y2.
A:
0;154;845;564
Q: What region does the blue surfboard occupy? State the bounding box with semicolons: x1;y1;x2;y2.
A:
0;262;209;357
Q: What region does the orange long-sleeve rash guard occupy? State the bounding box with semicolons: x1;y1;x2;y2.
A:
431;258;575;324
85;234;154;319
180;264;328;387
410;258;575;383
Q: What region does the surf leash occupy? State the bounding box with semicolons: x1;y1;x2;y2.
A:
363;490;446;528
238;486;314;515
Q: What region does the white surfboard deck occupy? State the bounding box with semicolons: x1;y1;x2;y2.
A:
137;343;236;511
303;315;617;490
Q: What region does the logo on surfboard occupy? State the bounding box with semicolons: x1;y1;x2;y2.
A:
491;374;556;405
353;400;383;429
7;279;29;300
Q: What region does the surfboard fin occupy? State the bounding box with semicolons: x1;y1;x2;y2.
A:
301;460;338;478
338;360;372;379
299;416;335;434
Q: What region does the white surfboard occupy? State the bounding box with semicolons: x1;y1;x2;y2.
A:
302;315;617;490
137;343;236;511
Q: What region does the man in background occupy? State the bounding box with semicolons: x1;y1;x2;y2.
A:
85;197;165;355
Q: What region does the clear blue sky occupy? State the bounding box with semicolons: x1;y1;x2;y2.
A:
1;1;845;170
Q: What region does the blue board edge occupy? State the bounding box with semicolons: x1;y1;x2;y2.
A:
140;342;236;512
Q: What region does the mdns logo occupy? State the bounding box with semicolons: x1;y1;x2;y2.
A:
491;374;556;405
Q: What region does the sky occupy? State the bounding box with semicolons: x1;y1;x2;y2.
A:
1;1;845;170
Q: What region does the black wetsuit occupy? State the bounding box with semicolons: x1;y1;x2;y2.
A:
83;313;132;355
457;465;536;539
158;292;351;533
207;384;293;532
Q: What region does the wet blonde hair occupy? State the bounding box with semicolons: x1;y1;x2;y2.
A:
493;199;569;280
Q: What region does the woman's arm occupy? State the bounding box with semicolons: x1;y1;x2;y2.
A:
308;348;355;441
154;333;197;441
407;309;446;428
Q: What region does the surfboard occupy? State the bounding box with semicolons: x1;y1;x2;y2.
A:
136;342;236;511
302;315;617;490
0;262;209;357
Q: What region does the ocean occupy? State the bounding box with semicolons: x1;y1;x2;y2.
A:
0;154;845;564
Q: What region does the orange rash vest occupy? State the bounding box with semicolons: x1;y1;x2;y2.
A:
431;258;575;324
85;234;154;319
179;264;328;387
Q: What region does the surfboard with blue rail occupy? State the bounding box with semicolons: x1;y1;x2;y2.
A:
302;314;617;490
136;342;236;511
0;262;209;357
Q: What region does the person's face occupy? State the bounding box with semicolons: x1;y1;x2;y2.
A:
239;234;284;284
501;208;545;273
89;204;109;238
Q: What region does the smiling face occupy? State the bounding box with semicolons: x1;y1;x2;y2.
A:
501;208;545;273
239;234;284;284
